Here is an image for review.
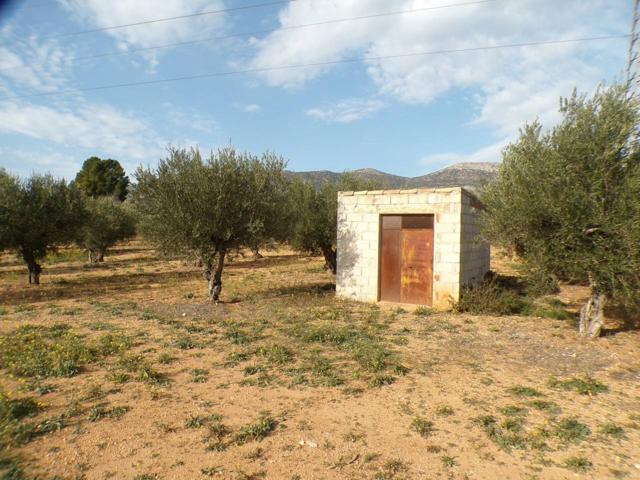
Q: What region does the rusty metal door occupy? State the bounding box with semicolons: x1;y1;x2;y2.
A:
379;216;402;302
379;215;434;305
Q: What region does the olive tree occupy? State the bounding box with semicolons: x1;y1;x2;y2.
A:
0;171;85;284
288;173;380;274
482;85;640;338
77;196;136;262
132;147;287;303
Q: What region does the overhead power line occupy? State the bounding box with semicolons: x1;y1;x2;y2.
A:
0;34;629;102
0;0;502;73
38;0;297;39
66;0;501;63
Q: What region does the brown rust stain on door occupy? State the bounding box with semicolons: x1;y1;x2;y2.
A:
379;215;402;302
379;214;434;305
401;220;434;304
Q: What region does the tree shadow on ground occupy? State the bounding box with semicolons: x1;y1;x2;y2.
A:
105;246;155;256
253;282;335;300
601;304;640;336
0;254;160;278
225;254;309;270
37;255;160;276
0;269;197;306
0;253;325;307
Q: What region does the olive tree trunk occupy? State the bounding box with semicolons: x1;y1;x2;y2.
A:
203;248;227;304
23;253;41;285
251;246;263;260
321;246;337;274
579;276;605;338
89;249;106;263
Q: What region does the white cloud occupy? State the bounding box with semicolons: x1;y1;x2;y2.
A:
0;27;74;93
250;0;627;138
0;101;165;169
306;98;385;123
244;103;261;113
58;0;227;66
0;147;80;178
420;138;509;169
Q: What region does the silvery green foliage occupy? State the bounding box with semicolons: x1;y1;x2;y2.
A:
287;173;381;274
0;171;85;283
77;196;136;262
482;85;640;335
132;146;287;301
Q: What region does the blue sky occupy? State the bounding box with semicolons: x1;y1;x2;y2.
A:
0;0;631;180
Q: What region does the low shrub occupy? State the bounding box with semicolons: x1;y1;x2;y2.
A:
453;280;528;315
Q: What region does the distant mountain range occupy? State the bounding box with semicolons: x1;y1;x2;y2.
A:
287;162;499;192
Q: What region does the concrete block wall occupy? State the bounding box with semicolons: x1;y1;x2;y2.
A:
460;190;491;287
337;187;468;310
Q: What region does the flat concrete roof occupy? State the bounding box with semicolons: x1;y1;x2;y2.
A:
338;186;481;201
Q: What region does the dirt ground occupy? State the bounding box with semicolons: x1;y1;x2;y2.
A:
0;241;639;480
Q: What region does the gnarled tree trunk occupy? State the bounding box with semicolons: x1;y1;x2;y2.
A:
23;253;42;285
251;246;263;260
203;248;227;304
579;276;605;338
321;246;337;274
88;248;106;263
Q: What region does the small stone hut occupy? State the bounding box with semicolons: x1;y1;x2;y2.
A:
336;187;490;309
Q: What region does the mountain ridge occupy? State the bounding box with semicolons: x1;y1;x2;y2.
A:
287;161;499;192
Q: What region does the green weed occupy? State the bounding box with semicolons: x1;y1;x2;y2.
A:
0;325;92;378
441;456;458;468
600;422;625;439
499;405;528;417
553;418;590;443
370;374;396;387
549;376;609;395
411;417;434;438
235;413;277;444
472;415;529;452
435;405;454;417
508;385;543;397
563;456;592;472
527;400;560;413
256;344;293;365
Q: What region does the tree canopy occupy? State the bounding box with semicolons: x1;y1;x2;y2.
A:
482;85;640;337
77;196;137;263
75;157;129;201
132;146;288;302
288;173;381;274
0;170;85;284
